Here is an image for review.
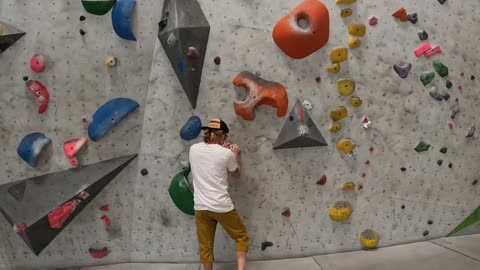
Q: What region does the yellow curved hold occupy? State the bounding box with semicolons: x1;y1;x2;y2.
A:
326;63;341;74
340;8;353;17
348;36;361;48
336;138;356;154
329;201;352;221
341;182;355;191
360;229;379;249
330;46;348;63
330;106;348;121
350;96;363;107
348;23;366;37
337;79;355;96
329;122;342;133
336;0;356;4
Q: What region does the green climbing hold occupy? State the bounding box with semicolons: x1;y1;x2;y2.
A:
415;141;430;152
81;0;117;16
433;60;449;77
448;206;480;236
420;72;435;86
437;160;443;166
440;147;448;154
446;80;453;89
168;166;194;216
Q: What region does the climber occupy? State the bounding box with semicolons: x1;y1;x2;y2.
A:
189;118;249;270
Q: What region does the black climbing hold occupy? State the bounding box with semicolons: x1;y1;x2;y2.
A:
140;168;149;176
438;0;447;4
401;167;406;172
428;220;433;225
261;241;273;251
407;13;418;24
472;75;476;81
80;29;86;36
448;163;452;168
473;180;478;186
315;76;321;83
393;63;412;79
401;205;405;209
443;93;451;101
79;16;86;21
418;30;428;41
423;230;429;236
158;11;169;31
23;76;28;81
437;160;443;166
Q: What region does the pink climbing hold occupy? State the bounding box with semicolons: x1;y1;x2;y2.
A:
100;215;111;226
365;160;370;165
30;54;46;73
414;42;432;57
368;16;378;26
460;72;465;77
425;45;442;58
361;172;366;178
317;175;327;185
89;247;109;259
63;137;87;167
369;146;374;152
281;208;291;217
25;80;49;114
447;120;454;129
187;47;199;59
357;184;363;191
458;85;463;90
48;200;77;229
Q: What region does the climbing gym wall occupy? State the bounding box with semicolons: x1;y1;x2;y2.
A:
0;0;479;268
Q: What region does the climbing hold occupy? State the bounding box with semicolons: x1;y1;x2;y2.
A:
48;200;78;229
450;103;460;119
392;8;408;22
433;60;449;77
169;167;194;215
362;116;371;129
88;98;140;141
330;46;349;63
213;56;221;65
407;13;418;24
105;56;116;67
180;116;202;140
63;137;88;167
368;16;378;26
80;16;86;21
425;45;442;58
458;85;463;91
30;54;46;73
341;182;355;191
89;247;109;259
317;175;327;185
437;160;443;166
348;37;361;48
337;79;355;96
443;93;451;101
369;146;374;152
303;100;313;110
415;42;432;57
365;160;370;165
447;120;454;129
350;96;363;107
329;201;352;222
357;184;363;190
17;133;51;168
329;122;342;133
112;0;137;41
472;180;478;186
438;0;447;4
23;76;28;81
272;0;330;59
423;230;429;237
166;32;177;46
100;215;111;226
418;30;428;41
460;72;465;77
361;172;366;178
336;0;356;4
420;72;435;86
414;141;430;152
99;204;109;211
428;220;433;225
138;168;148;176
326;63;341;74
466;124;475;138
315;76;321;83
80;29;86;36
336;138;357;154
261;241;273;251
232;71;288;121
429;87;444;101
446;80;453;89
0;21;26;54
360;229;379;249
81;0;117;16
330;106;348;121
393;63;412;79
448;163;453;168
348;23;366;37
471;75;476;80
440;147;448;154
25;80;49;114
281;208;291;217
340;8;353;17
186;47;200;59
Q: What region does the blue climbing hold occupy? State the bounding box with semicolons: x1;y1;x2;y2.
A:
178;58;185;75
17;132;52;168
88;98;139;141
180;116;202;140
111;0;137;41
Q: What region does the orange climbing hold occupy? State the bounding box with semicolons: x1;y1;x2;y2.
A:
392;8;408;22
232;71;289;121
272;0;330;59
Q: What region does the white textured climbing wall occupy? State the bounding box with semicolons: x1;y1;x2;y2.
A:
1;0;480;269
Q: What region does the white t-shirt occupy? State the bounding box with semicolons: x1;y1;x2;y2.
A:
189;142;238;213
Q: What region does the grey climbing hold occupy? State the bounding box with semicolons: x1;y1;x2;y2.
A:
420;72;435;86
466;124;475;138
433;60;449;77
429;87;443;101
261;241;273;251
450;104;460;119
167;32;177;46
407;13;418;24
443;93;451;101
393;63;412;79
418;30;428;41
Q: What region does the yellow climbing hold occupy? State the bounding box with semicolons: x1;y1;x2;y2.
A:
348;23;366;37
0;23;4;36
336;79;355;96
105;56;117;67
330;106;348;121
341;182;356;191
329;122;342;133
350;96;363;107
336;0;356;4
340;8;353;17
326;63;341;74
329;201;352;222
330;46;348;63
336;138;356;154
360;229;379;249
348;36;361;48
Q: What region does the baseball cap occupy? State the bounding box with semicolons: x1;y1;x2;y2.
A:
201;118;229;134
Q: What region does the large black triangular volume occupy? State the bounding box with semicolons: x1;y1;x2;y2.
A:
157;0;210;109
273;99;328;149
0;154;137;255
0;21;26;53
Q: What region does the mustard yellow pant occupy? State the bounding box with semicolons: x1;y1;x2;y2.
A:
195;209;249;263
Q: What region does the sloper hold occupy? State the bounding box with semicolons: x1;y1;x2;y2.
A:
81;0;117;16
17;133;52;168
0;154;137;255
326;63;341;73
420;72;435;86
348;23;366;37
336;78;355;96
330;106;348;121
158;0;210;109
112;0;137;41
272;0;330;59
433;60;449;77
273;99;327;149
0;21;26;53
180;116;202;140
88;98;139;141
393;63;412;78
169;166;194;215
30;54;46;73
330;46;348;63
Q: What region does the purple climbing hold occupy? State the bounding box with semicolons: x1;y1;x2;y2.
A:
407;13;418;24
393;63;412;79
418;30;428;41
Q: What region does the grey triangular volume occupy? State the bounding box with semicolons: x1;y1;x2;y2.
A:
0;21;26;53
273;99;328;149
157;0;210;109
0;154;137;255
8;181;26;201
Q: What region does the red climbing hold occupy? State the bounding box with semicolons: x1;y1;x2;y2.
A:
460;72;465;77
361;172;366;178
458;85;463;90
25;80;49;114
317;175;327;185
48;200;77;229
357;184;363;191
63;137;88;167
30;54;46;73
392;8;408;22
100;215;111;226
99;204;109;211
315;77;321;83
369;146;374;152
89;247;109;259
281;208;291;217
214;56;221;65
365;160;370;165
